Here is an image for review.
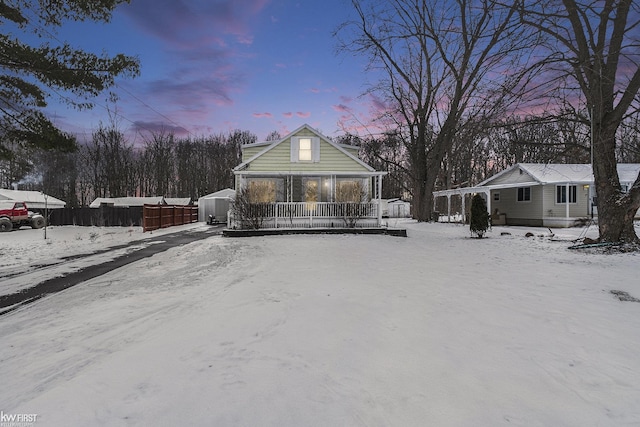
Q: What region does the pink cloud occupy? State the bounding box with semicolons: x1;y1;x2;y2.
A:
309;88;320;93
296;112;311;118
332;104;351;113
122;0;269;47
282;112;293;118
236;34;254;45
253;112;273;118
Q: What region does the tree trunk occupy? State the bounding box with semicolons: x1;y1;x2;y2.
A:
412;177;431;222
593;125;639;243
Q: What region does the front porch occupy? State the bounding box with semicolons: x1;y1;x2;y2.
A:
230;172;385;230
228;201;381;229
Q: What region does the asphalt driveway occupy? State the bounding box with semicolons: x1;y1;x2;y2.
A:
0;225;223;315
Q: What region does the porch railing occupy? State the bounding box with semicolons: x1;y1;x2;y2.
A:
230;201;380;229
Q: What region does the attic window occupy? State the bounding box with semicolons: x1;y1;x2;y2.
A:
299;138;312;161
291;137;320;163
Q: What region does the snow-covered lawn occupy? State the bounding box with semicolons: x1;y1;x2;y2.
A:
0;221;639;426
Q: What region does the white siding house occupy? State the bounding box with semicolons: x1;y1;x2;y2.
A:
433;163;640;227
231;124;386;229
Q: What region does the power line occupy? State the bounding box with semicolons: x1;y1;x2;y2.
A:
115;83;197;138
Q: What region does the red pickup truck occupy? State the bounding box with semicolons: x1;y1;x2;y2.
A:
0;201;46;231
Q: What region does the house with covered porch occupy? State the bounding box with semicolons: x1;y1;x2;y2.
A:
433;163;640;228
230;124;386;229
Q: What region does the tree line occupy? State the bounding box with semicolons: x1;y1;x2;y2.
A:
6;109;639;209
0;123;250;207
345;112;640;202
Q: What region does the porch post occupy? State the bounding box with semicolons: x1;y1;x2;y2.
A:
377;175;383;226
565;183;570;219
461;193;466;224
485;190;491;219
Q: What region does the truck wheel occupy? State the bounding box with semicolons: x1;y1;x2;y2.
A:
0;218;12;232
31;215;45;229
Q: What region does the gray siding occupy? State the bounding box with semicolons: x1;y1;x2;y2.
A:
244;129;369;172
490;185;543;221
541;184;590;218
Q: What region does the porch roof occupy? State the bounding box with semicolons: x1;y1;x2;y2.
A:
433;181;540;198
234;170;386;177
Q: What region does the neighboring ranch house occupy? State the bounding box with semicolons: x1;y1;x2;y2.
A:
433;163;640;228
0;189;66;209
231;124;386;229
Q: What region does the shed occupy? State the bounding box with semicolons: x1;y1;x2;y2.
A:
0;189;66;209
387;199;411;218
198;188;235;223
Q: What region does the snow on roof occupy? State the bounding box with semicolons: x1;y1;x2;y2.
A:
518;163;594;184
164;198;192;206
199;188;236;200
617;163;640;183
0;189;66;207
89;196;165;208
480;163;640;186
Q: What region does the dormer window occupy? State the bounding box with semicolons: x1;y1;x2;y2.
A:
291;136;320;163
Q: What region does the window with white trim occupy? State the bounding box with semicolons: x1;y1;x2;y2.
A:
291;137;320;163
493;192;500;201
556;185;577;203
517;187;531;202
247;179;276;203
336;180;365;202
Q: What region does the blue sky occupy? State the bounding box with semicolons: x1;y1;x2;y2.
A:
43;0;380;142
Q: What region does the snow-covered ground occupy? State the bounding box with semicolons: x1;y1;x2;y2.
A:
0;221;639;426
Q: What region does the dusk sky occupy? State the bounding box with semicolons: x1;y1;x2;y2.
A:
43;0;382;143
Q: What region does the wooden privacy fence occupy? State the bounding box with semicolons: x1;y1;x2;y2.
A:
143;204;198;232
34;206;144;227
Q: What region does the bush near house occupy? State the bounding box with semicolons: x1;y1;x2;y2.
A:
470;194;490;238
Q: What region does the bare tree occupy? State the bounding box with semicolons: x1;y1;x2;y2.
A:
79;120;134;200
337;0;540;221
519;0;640;242
617;115;640;163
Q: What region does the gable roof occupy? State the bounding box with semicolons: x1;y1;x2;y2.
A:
479;163;640;186
435;163;640;199
199;188;235;200
233;123;377;173
0;189;66;207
